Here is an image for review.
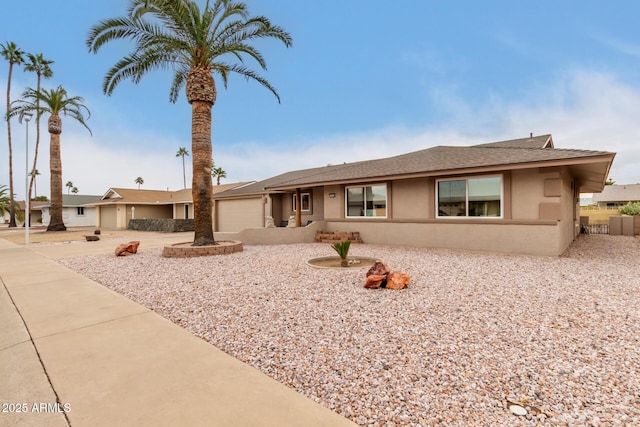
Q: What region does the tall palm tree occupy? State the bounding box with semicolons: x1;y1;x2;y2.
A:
176;146;189;189
134;176;144;189
1;41;25;228
212;166;226;185
66;181;74;194
87;0;292;246
9;86;91;231
23;53;54;203
28;169;41;198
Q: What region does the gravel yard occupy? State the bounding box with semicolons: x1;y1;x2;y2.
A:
59;235;640;426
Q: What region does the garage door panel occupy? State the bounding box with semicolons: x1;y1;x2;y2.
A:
217;198;262;232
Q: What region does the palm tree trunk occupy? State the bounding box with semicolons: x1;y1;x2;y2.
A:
191;100;215;246
27;76;42;204
47;116;65;231
182;155;186;189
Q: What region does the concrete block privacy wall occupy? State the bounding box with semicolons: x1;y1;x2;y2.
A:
128;219;194;232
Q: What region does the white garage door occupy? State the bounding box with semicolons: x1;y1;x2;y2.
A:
217;198;263;232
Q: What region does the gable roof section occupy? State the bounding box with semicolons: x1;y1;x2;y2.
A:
216;135;615;197
90;182;250;205
473;134;554;149
592;184;640;203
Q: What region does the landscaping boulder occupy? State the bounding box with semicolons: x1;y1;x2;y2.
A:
115;241;140;256
364;261;409;290
364;274;387;289
386;271;410;290
366;261;390;278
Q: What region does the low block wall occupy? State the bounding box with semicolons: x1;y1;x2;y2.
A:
214;221;324;245
128;219;194;232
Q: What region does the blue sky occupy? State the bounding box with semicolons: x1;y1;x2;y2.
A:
2;1;640;199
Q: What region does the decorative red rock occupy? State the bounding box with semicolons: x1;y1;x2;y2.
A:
364;274;387;289
386;271;410;290
115;241;140;256
366;261;390;278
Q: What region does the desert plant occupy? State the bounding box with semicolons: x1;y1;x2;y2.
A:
619;202;640;216
331;240;351;267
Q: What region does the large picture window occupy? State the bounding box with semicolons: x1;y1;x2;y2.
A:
346;184;387;218
437;176;502;218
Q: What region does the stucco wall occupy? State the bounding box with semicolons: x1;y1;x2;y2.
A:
323;185;344;219
316;169;578;256
128;204;173;221
391;178;432;219
41;207;97;227
324;220;563;256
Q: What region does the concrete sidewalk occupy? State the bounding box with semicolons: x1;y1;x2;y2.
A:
0;237;357;427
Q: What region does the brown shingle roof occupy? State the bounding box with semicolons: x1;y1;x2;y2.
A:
216;135;615;197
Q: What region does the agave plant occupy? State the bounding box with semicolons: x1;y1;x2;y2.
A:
331;240;351;267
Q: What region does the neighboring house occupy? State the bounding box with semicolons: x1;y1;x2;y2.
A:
39;195;103;227
591;184;640;208
215;134;615;256
2;200;46;225
88;183;248;229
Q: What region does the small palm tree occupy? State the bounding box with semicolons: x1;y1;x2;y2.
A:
66;181;74;194
87;0;292;246
135;176;144;189
71;187;79;194
1;41;25;228
212;167;227;185
28;169;41;198
331;241;351;267
9;85;91;231
0;184;15;217
176;147;189;189
24;53;54;204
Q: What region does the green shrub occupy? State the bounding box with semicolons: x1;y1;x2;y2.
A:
618;202;640;216
331;240;351;260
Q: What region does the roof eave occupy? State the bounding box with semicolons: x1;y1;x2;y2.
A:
266;154;616;191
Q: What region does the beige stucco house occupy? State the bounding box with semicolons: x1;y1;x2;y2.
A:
215;134;615;256
88;183;248;229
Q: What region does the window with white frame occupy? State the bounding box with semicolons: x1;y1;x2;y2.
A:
76;207;85;216
437;175;502;218
292;192;311;212
346;184;387;218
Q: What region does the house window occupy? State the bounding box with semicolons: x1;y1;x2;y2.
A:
292;192;311;212
437;175;502;218
76;207;85;216
346;184;387;218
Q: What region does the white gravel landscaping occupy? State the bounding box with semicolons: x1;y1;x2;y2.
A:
59;235;640;426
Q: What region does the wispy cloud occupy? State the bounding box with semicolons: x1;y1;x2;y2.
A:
592;34;640;58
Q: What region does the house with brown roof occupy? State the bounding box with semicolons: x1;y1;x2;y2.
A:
88;183;249;229
591;184;640;208
215;134;615;256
